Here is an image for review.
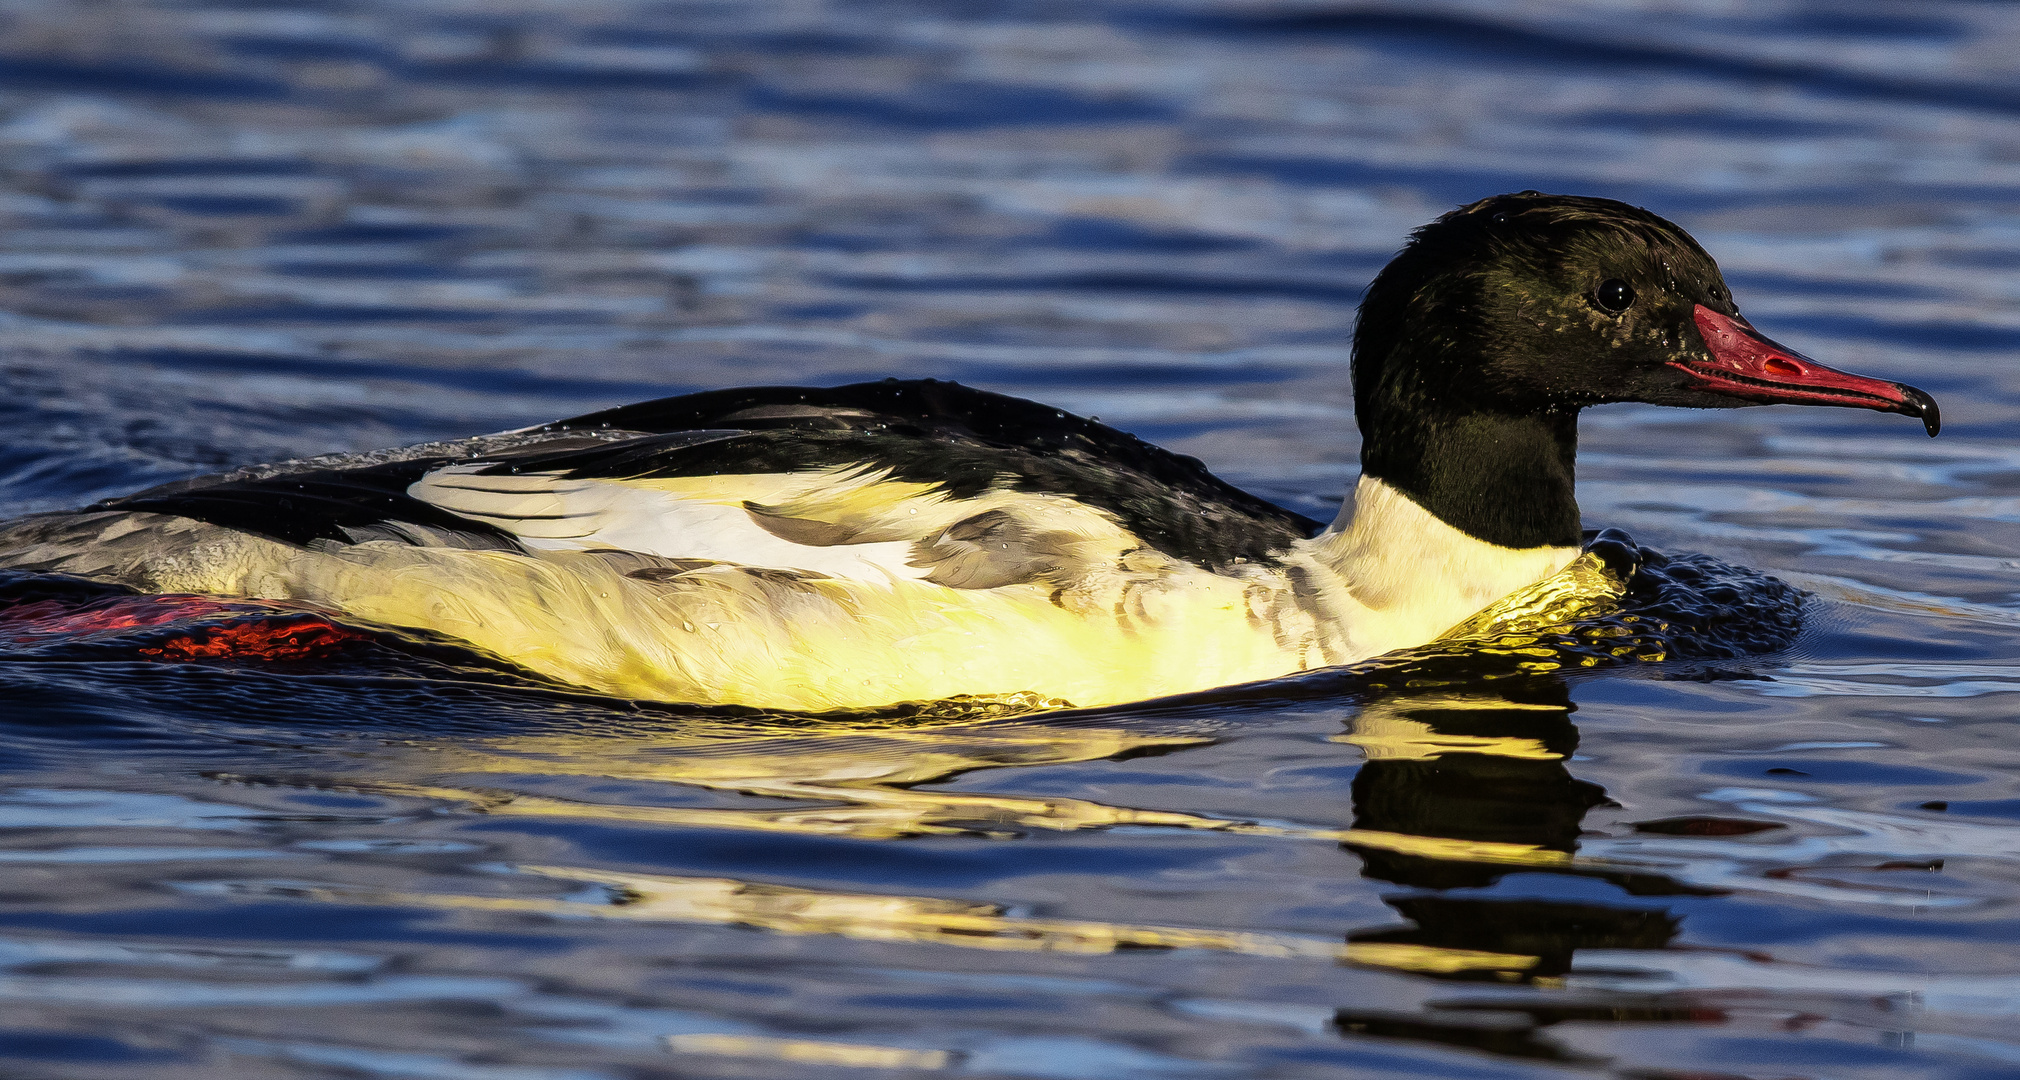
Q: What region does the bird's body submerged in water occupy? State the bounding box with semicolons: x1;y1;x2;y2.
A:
0;194;1939;711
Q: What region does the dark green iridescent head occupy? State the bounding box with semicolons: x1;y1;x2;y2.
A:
1351;192;1937;549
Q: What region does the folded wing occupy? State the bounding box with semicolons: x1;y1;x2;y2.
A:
97;380;1322;590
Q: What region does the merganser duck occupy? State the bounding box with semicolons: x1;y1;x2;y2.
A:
0;193;1938;711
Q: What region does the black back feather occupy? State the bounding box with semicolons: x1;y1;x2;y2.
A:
102;380;1321;570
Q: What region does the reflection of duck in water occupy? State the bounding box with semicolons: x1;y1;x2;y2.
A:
307;678;1693;1007
1342;679;1607;893
282;676;1684;975
394;714;1237;841
0;193;1938;710
1338;678;1687;988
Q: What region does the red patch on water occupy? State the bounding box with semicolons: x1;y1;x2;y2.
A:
0;593;369;660
138;617;368;660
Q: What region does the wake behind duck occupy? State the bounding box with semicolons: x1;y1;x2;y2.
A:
0;193;1938;710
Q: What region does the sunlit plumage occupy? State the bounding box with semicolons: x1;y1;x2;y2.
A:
0;193;1938;711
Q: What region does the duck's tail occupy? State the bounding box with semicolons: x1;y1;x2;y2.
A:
0;510;283;595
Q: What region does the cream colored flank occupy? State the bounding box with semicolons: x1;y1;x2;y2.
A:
0;472;1579;711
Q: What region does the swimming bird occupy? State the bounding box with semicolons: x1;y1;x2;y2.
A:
0;193;1938;711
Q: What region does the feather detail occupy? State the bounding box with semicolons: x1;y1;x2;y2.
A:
247;540;1294;710
0;383;1612;712
408;465;933;583
408;463;1146;592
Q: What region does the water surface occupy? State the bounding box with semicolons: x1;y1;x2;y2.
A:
4;1;2020;1076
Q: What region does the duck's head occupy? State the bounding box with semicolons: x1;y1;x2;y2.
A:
1352;192;1940;550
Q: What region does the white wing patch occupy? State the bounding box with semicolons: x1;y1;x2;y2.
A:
408;464;933;582
409;462;1153;590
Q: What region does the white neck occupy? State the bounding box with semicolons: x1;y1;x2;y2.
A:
1292;476;1582;661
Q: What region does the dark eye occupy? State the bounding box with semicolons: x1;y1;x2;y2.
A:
1594;278;1635;313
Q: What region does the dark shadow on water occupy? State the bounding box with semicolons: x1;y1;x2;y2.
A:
1345;679;1608;892
1322;676;1740;1065
275;223;475;245
214;34;392;65
0;56;291;99
57;159;317;180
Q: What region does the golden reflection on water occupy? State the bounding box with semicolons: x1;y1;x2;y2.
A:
396;720;1239;839
358;708;1596;880
285;861;1539;977
1333;692;1568;761
238;677;1655;984
664;1033;953;1070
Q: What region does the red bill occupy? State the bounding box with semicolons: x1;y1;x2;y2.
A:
1676;305;1939;436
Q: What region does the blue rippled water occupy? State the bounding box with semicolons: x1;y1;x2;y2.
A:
5;2;2020;1077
